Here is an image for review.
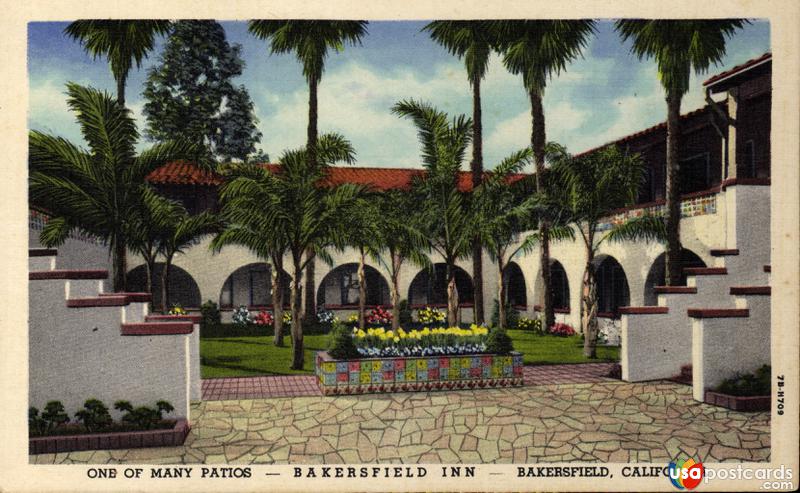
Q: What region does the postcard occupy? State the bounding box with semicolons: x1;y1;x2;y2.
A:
1;0;798;491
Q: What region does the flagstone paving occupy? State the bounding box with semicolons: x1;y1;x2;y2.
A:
31;380;769;465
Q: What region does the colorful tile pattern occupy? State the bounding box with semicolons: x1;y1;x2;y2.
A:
596;193;717;232
315;351;524;395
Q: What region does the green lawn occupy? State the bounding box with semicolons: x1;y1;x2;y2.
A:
201;330;619;378
505;330;620;365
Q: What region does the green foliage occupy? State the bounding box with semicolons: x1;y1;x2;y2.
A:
42;401;70;432
143;20;261;162
74;398;112;432
114;400;174;430
328;320;360;360
516;316;543;334
397;299;413;326
490;299;520;329
716;365;771;397
200;300;221;326
485;327;515;355
28;407;47;436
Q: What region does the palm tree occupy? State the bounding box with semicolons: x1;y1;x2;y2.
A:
157;208;219;313
64;20;171;106
393;99;475;327
29;83;194;291
128;185;184;306
248;20;368;321
212;164;291;346
424;21;497;325
545;143;664;358
495;20;596;331
373;190;431;330
236;133;362;369
614;20;747;285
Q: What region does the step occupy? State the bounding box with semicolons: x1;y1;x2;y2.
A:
730;286;771;296
120;322;194;336
29;269;108;280
29;249;57;271
618;306;669;315
146;314;202;324
684;267;727;276
66;296;130;308
99;292;152;302
709;248;739;256
687;308;749;318
653;286;697;294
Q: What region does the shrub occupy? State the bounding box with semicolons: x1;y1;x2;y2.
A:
253;310;274;326
74;398;112;432
316;307;335;325
490;299;520;329
29;407;47;435
232;305;253;326
485;327;515;355
549;323;576;337
517;316;543;334
114;400;175;430
397;299;413;326
200;300;221;326
328;320;359;360
716;365;771;396
41;400;69;432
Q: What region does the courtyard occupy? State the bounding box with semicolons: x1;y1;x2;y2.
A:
30;378;770;465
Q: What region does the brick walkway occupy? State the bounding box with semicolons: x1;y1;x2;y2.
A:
201;363;617;400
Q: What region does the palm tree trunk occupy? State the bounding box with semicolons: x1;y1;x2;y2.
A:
471;76;485;325
497;256;507;330
529;89;554;330
290;255;304;370
358;247;366;330
116;74;126;107
144;254;155;311
390;251;401;330
112;236;127;292
582;254;598;359
303;250;315;323
272;256;285;347
160;254;173;314
446;262;458;327
665;91;683;286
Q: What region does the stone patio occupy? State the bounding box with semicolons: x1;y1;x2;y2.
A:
31;379;770;465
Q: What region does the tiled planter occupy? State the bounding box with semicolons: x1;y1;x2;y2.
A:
315;351;524;395
704;390;770;412
29;419;190;455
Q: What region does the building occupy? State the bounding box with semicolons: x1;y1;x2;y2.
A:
29;53;772;350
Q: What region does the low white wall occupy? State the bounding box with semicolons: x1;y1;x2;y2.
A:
29;278;193;421
692;296;771;401
621;310;691;382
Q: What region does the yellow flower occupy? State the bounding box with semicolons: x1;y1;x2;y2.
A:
393;337;400;343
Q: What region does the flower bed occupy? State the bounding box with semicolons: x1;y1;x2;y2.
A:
29;419;190;454
352;325;489;358
315;350;523;395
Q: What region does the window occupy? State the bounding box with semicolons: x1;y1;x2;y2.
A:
595;257;630;315
550;261;570;310
679;152;710;193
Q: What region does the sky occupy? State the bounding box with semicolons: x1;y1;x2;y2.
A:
28;20;770;169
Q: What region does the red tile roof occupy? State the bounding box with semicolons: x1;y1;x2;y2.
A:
147;160;222;186
703;52;771;87
146;161;526;192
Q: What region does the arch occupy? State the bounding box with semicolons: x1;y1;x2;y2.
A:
503;261;527;307
643;249;707;305
550;260;570;310
408;263;474;307
127;263;201;309
317;263;391;307
219;263;292;308
593;255;630;316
